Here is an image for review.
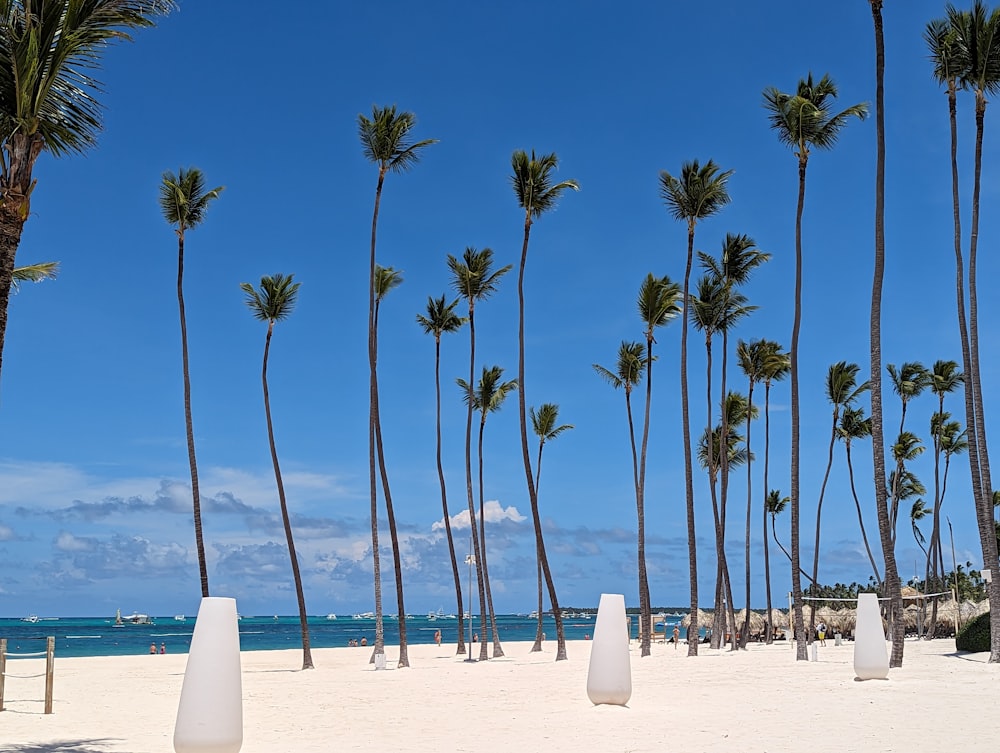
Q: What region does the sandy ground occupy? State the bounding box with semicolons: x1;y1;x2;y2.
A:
1;637;998;752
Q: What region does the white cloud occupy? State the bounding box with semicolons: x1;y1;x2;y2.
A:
0;523;13;541
55;532;95;552
432;500;526;532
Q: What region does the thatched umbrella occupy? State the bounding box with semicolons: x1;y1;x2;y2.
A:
767;608;789;630
680;609;711;629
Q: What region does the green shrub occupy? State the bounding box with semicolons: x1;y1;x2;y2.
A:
956;611;991;652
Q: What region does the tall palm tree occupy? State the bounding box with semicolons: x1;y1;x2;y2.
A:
510;149;577;662
659;159;733;655
766;489;792;568
935;4;1000;659
358;105;436;663
416;295;467;655
757;340;789;643
836;405;881;583
160;167;223;599
889;433;925;549
11;261;58;290
371;264;411;667
911;498;930;560
887;362;931;437
763;72;867;661
239;273;312;670
457;365;517;659
449;247;510;662
811;362;869;604
635;272;681;656
0;0;174;387
529;403;573;652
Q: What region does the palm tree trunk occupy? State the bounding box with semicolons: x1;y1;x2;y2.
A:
845;442;881;582
433;337;465;655
532;445;545;652
790;150;807;661
681;220;699;656
368;170;386;658
261;322;313;670
637;339;656;657
625;391;643;648
477;416;504;658
810;409;839;629
516;214;567;660
176;231;209;598
718;331;737;650
869;0;904;667
742;382;754;648
461;309;489;662
0;131;44;387
763;383;774;643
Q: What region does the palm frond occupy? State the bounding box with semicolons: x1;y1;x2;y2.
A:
357;104;437;172
11;259;58;289
240;273;300;323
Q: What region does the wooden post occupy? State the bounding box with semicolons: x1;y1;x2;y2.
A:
1;637;7;711
44;636;54;714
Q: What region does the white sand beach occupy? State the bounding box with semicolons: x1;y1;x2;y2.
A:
1;638;997;752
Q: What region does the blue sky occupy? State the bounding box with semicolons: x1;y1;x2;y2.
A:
1;0;997;618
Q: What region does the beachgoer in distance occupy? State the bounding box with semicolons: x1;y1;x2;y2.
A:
149;642;156;654
472;633;479;643
672;625;680;648
434;629;442;646
817;621;827;646
360;636;368;646
160;643;166;654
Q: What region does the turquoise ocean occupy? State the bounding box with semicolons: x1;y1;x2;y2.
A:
0;612;697;659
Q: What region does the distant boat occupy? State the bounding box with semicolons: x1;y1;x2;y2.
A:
325;613;338;620
353;612;375;620
120;612;153;625
113;609;124;628
21;614;39;623
173;615;186;622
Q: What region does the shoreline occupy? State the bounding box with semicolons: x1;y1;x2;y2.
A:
1;638;996;752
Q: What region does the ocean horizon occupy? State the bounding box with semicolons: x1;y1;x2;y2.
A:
0;612;707;659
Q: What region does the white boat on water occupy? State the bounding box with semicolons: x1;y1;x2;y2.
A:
173;615;186;622
120;612;153;625
326;613;338;620
353;612;375;620
21;614;39;623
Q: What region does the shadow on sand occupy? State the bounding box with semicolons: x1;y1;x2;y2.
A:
0;740;122;753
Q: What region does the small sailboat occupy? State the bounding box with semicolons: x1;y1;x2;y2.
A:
113;608;124;628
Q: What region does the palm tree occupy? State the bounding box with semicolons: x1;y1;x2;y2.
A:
457;365;517;659
0;0;174;387
887;362;931;436
659;159;733;655
239;273;312;670
529;403;573;652
449;247;510;662
510;149;577;662
11;261;58;290
635;273;681;656
371;264;410;667
947;0;1000;657
911;498;930;560
811;362;869;606
889;433;925;550
837;405;881;583
763;72;867;660
930;416;968;634
759;341;789;643
766;490;793;568
358;105;436;662
416;295;467;654
160;167;223;599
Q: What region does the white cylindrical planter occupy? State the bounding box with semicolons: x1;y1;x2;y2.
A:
853;593;889;681
586;593;631;706
174;597;244;753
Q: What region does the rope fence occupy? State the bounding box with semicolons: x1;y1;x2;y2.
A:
0;637;56;714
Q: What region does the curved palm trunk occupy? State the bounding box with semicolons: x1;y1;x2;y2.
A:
532;444;546;652
869;0;904;667
0;132;44;388
432;336;465;654
462;308;490;661
969;90;1000;663
845;441;881;582
176;229;209;597
681;220;699;656
742;380;755;648
517;214;566;660
926;394;944;638
368;171;386;658
261;322;313;670
477;415;504;658
790;151;807;661
762;382;774;643
718;332;737;650
624;389;645;652
637;339;656;657
810;407;840;629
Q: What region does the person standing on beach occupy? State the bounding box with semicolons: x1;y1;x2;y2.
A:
149;643;156;654
672;625;680;648
434;629;442;646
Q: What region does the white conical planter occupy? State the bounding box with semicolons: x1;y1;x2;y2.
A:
174;597;244;753
853;592;889;681
586;593;631;706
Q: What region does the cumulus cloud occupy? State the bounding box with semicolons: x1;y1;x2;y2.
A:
0;523;15;541
432;500;526;532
